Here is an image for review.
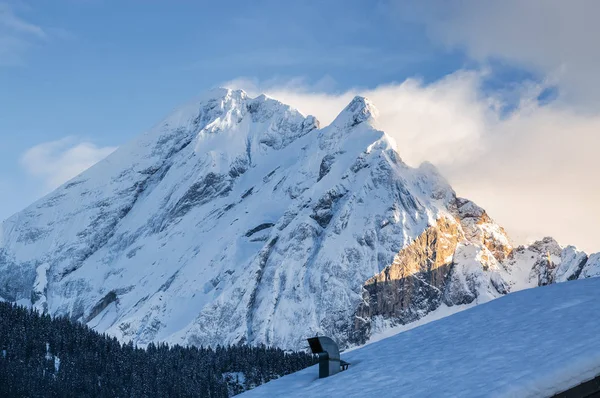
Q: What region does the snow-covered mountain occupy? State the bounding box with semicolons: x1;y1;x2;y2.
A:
0;88;597;350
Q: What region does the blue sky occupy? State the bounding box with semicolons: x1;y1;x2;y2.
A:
0;0;466;216
1;0;599;251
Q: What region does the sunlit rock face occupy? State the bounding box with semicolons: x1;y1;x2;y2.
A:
351;197;598;346
351;209;512;345
352;218;459;344
452;197;513;262
0;88;597;351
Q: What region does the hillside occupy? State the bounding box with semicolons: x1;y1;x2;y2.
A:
242;277;600;397
0;301;315;397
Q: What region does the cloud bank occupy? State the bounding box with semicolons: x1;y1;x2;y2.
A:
20;138;117;191
225;74;600;252
391;0;600;108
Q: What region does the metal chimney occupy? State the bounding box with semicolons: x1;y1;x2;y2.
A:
307;336;349;378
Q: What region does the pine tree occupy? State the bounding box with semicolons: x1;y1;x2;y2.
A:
0;302;316;397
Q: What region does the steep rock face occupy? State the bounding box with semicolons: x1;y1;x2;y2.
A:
0;88;598;351
555;246;588;282
352;207;511;345
578;253;600;279
350;207;598;345
540;244;600;281
353;218;459;343
443;243;508;303
452;198;512;261
500;237;599;291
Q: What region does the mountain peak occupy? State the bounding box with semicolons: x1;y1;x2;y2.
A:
205;87;247;100
2;85;597;355
331;95;379;128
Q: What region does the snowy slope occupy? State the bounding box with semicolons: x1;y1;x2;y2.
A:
242;277;600;398
0;88;598;350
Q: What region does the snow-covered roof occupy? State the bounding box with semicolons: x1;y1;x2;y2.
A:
242;277;600;397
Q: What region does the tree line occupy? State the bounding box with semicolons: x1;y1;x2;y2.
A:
0;302;316;397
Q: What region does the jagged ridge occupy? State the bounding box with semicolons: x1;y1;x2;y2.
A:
0;88;597;351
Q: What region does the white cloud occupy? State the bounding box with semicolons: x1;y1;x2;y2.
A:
225;74;600;253
0;2;46;65
20;137;117;190
392;0;600;108
226;71;497;167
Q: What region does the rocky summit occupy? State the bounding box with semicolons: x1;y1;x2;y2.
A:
1;88;598;351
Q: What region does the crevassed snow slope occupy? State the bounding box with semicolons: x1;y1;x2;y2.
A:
242;277;600;398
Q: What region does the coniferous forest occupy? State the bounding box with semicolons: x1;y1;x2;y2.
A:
0;302;317;397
